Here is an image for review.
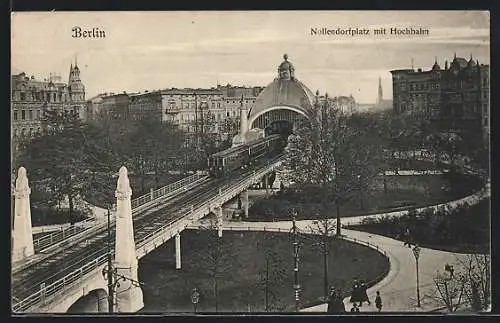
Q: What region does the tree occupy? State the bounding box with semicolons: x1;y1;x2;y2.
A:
17;109;116;224
431;269;467;312
284;94;387;297
456;254;491;311
124;117;185;193
429;254;490;312
193;217;239;312
256;233;287;311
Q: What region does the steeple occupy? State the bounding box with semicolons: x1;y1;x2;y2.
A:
377;76;383;104
431;56;441;71
68;59;85;102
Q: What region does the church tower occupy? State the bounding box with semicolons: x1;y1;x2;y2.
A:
377;76;383;105
68;56;85;103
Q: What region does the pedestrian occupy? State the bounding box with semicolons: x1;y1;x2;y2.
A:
327;287;336;313
335;290;346;313
350;279;359;304
359;281;370;306
375;291;382;312
350;303;360;313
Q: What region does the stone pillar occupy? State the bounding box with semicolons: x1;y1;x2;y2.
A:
243;189;249;218
175;233;181;270
264;175;269;196
217;206;223;237
114;166;144;313
240;99;248;137
12;167;34;263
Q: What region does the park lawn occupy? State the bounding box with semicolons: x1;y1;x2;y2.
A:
347;198;490;254
249;174;483;221
138;230;389;313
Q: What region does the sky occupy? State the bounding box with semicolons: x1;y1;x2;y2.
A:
11;11;489;104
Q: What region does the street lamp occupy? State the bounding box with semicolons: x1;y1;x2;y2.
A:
290;210;301;312
103;207;115;312
191;288;200;313
412;245;421;307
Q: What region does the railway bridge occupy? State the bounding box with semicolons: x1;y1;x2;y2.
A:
11;156;285;313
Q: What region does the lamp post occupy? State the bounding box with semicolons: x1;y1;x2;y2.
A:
191;288;200;313
412;245;421;308
103;207;115;312
291;211;301;312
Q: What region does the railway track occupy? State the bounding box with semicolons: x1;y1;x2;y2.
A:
11;158;277;304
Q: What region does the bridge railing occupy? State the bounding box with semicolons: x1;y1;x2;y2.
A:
131;172;208;214
13;159;284;313
33;218;95;252
12;252;109;313
31;173;208;253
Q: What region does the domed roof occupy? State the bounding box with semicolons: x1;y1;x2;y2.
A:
248;77;316;125
247;54;316;127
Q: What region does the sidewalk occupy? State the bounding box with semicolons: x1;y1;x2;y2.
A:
217;220;466;313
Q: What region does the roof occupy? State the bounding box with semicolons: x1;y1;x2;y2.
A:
453;57;468;68
247;78;316;126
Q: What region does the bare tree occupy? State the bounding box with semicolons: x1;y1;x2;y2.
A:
192;217;239;312
456;254;491;311
256;233;287;311
429;254;490;312
431;270;467;312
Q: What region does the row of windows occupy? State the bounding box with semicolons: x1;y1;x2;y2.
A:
13;109;42;121
14;91;80;103
13;108;80;121
13;126;42;137
403;82;440;91
177;111;238;122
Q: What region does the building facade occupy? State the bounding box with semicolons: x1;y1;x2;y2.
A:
391;55;489;142
126;85;262;136
11;60;86;140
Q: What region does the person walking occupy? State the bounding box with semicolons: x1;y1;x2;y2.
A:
359;281;370;306
350;279;361;306
327;287;336;313
327;287;346;313
375;291;382;312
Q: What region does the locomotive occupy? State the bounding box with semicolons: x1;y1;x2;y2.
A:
207;134;285;178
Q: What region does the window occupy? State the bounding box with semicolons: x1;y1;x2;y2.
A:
227;112;230;117
37;110;41;119
28;110;33;120
14;111;18;121
21;110;26;120
20;92;26;101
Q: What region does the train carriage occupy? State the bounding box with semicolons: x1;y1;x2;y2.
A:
208;134;285;178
